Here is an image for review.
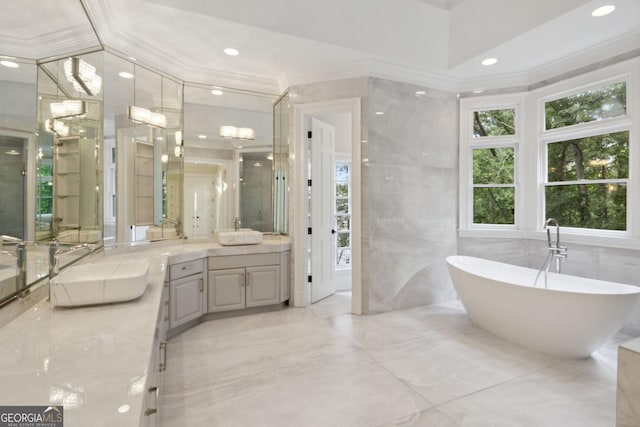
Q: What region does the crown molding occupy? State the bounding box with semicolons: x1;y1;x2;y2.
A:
0;25;98;61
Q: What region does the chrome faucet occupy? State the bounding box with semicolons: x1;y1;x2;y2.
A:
1;236;27;290
544;217;567;273
234;217;241;232
534;218;568;288
48;240;96;281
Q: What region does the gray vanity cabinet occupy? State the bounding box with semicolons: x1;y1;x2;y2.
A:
207;268;246;311
168;259;205;330
207;253;281;312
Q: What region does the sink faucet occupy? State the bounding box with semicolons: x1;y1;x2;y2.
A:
234;217;241;232
1;236;27;290
48;240;96;280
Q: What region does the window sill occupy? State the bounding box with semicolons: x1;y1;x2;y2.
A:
458;228;640;251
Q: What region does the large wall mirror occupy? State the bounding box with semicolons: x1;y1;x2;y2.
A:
182;85;278;238
103;52;184;244
0;57;37;304
36;51;104;246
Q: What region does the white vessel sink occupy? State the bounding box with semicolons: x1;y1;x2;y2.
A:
50;260;150;307
217;229;263;246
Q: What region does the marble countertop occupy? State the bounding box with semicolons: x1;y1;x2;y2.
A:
0;237;290;426
620;336;640;353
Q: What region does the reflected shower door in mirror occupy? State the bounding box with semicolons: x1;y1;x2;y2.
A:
273;91;289;234
0;133;33;240
240;150;273;232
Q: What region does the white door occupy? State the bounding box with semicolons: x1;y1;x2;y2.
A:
310;118;336;303
184;174;215;238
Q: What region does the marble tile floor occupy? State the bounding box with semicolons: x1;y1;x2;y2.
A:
159;291;630;426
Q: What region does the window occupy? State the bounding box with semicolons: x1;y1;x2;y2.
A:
334;162;351;270
542;80;629;231
461;103;521;227
459;62;638;244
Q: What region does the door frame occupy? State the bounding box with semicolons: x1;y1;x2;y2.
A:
293;98;362;314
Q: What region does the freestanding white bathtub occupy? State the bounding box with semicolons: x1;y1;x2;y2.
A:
446;255;640;358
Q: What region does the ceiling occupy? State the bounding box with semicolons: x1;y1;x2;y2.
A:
1;0;639;94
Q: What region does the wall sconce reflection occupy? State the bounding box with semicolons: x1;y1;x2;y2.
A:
128;106;167;129
50;100;86;119
219;125;255;140
45;119;69;137
64;57;102;96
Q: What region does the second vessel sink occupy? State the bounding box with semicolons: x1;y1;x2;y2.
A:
50;260;150;307
217;229;263;246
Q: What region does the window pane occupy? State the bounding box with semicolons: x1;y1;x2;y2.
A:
336;248;351;267
336;198;349;213
473;147;514;184
545;82;626;130
473;109;515;137
547;131;629;182
336;215;350;231
473;187;514;224
336;164;350;181
336;183;349;197
336;232;350;248
545;184;626;230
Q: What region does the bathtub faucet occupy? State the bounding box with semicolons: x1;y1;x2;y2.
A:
544;218;567;273
535;218;568;288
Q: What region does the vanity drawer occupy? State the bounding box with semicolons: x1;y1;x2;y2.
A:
170;259;204;280
208;253;280;270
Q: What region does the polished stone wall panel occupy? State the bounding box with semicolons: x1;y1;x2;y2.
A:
367;77;458;313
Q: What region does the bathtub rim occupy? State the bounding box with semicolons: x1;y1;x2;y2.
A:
446;255;640;296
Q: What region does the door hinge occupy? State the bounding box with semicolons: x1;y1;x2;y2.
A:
307;131;312;139
307;179;312;186
307;275;312;283
307;227;312;235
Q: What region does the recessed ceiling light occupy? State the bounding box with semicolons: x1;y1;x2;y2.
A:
198;134;207;139
224;48;239;56
128;56;137;62
5;149;20;155
211;89;224;96
119;71;134;79
592;5;615;17
375;111;384;115
415;91;426;96
472;89;485;94
0;60;19;68
481;57;498;66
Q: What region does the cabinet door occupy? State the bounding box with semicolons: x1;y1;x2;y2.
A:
169;274;203;329
208;268;245;312
246;265;280;308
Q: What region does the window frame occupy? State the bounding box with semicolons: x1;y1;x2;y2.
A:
334;157;352;271
458;59;640;248
459;94;525;230
537;74;633;238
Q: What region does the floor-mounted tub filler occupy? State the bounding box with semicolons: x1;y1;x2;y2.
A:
446;255;640;358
